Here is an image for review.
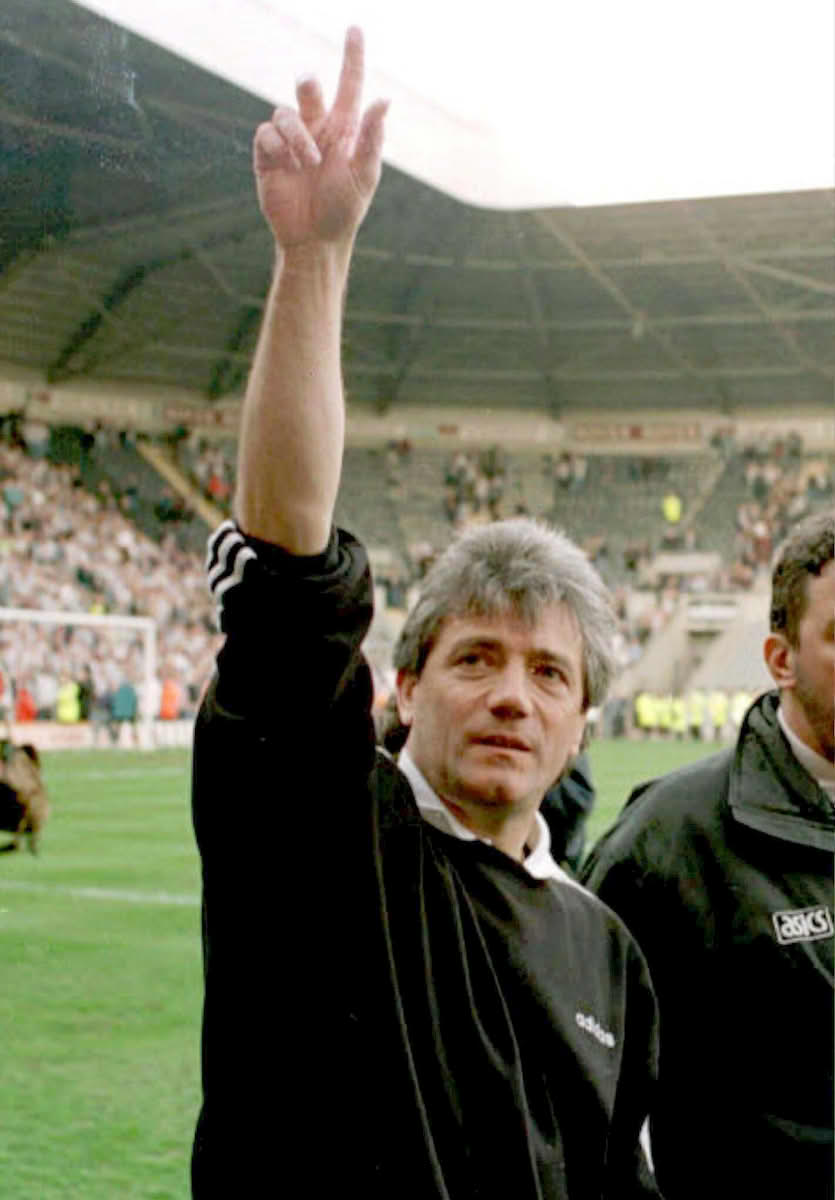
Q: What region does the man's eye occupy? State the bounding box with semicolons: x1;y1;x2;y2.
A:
536;664;564;682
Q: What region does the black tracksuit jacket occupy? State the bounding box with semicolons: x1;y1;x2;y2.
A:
191;522;661;1199
582;692;835;1200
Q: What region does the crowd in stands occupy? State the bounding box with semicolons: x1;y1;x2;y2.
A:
544;450;588;495
181;434;235;511
442;446;508;527
377;436;831;694
0;427;221;736
727;435;833;589
0;412;828;743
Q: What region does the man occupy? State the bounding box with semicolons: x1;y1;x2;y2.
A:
191;30;659;1198
582;510;835;1199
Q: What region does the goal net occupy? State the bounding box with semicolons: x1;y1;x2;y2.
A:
0;606;157;749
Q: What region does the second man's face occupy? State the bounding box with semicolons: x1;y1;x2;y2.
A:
396;605;587;820
789;558;835;760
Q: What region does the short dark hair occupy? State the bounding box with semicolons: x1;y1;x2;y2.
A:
770;511;834;646
393;517;618;710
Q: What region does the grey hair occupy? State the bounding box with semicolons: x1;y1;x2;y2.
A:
393;517;618;709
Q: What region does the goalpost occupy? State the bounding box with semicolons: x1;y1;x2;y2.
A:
0;606;157;748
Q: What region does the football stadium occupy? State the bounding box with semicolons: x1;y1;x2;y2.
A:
1;2;833;1196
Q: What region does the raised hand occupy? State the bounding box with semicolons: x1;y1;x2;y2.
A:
253;27;388;248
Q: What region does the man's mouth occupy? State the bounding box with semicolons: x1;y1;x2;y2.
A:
473;735;531;753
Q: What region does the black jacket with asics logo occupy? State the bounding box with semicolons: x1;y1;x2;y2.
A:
582;691;835;1200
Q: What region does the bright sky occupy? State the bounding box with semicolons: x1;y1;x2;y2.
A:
78;0;835;207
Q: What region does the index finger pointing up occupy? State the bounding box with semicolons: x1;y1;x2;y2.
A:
331;26;365;136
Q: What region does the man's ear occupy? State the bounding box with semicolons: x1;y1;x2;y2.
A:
764;632;795;689
395;668;417;727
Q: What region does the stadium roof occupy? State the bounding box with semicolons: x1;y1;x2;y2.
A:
75;0;835;209
0;0;833;419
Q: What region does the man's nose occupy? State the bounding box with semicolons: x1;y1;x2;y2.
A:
486;660;533;717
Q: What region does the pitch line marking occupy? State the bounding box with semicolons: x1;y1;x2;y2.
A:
0;880;199;907
45;766;188;782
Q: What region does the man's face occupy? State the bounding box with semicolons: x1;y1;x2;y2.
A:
396;605;587;819
784;558;835;760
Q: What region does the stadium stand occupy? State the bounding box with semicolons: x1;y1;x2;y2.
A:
3;409;829;752
336;445;411;561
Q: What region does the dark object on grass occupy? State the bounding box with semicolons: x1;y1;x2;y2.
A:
0;741;49;854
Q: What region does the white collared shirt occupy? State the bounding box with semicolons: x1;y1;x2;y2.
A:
397;747;580;887
777;704;835;809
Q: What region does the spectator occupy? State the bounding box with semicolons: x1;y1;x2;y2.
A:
55;674;81;724
634;689;657;738
660;491;683;547
109;679;137;743
14;680;37;723
685;687;706;740
78;665;95;722
159;672;183;721
34;668;58;720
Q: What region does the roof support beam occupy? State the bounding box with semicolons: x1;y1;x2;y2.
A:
207;305;262;400
64;194;261;247
682;202;832;378
352;241;835;274
343;307;835;333
346;362;821;384
364;183;449;413
372;281;434;415
0;103;145;153
46;245;194;382
47;263;147;382
730;258;835;299
532;209;733;409
120;343;826;390
508;212;562;416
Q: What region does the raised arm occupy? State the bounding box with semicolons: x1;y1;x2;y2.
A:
235;27;388;554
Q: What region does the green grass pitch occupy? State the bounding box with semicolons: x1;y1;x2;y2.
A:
1;737;722;1197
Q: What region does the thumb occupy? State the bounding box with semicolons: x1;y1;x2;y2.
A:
351;98;390;195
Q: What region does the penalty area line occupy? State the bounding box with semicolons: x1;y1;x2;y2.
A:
0;879;199;907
